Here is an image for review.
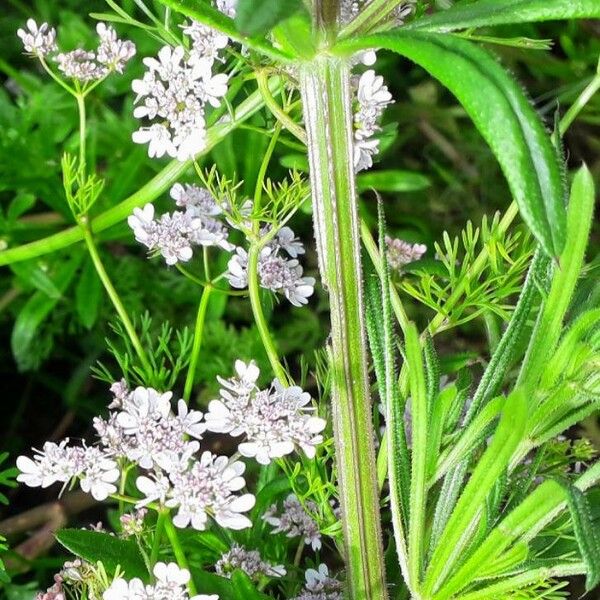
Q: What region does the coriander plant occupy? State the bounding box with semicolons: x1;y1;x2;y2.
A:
2;1;600;600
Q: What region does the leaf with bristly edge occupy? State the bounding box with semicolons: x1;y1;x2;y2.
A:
336;31;567;258
404;0;600;33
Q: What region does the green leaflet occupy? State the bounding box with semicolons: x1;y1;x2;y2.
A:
423;390;527;596
11;252;83;370
404;0;600;33
235;0;303;37
56;529;148;580
565;486;600;591
335;31;567;257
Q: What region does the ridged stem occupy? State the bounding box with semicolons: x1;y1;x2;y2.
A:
299;56;388;600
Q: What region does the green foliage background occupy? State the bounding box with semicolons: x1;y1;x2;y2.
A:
0;0;599;595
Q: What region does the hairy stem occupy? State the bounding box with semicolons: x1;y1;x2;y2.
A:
300;56;388;600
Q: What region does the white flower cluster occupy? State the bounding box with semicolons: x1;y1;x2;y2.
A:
215;544;286;580
17;20;135;82
206;361;326;465
18;377;256;532
128;183;233;265
17;439;119;502
386;235;427;270
104;562;217;600
131;0;235;160
292;564;343;600
17;19;57;57
227;227;315;306
263;494;322;551
353;68;394;172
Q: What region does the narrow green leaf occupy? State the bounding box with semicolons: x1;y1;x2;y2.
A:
56;529;148;580
235;0;303;37
231;570;272;599
357;170;431;193
9;260;62;299
11;253;83;370
518;165;596;392
156;0;292;61
565;486;600;591
424;390;527;595
76;257;102;329
405;322;429;586
405;0;600;33
7;193;36;222
336;32;567;257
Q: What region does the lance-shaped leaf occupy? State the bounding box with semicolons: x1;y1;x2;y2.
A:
405;0;600;33
336;32;567;257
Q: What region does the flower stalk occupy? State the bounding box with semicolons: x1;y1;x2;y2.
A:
299;56;388;600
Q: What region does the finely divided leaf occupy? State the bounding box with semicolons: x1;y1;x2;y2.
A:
405;0;600;33
337;32;567;257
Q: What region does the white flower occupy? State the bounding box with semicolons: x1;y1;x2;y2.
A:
79;446;120;501
275;226;305;258
216;0;238;18
263;494;322;551
353;68;394;172
170;184;222;216
293;564;343;600
17;19;57;56
206;362;326;464
226;241;315;307
167;451;254;531
96;22;136;73
132;124;177;159
385;235;427;270
103;577;145;600
216;544;285;580
55;49;107;81
117;387;173;434
131;40;228;161
135;473;171;508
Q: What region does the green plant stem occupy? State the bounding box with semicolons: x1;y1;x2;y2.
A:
183;284;213;402
257;71;307;143
81;223;152;375
150;510;168;566
163;514;197;595
253;124;282;224
300;56;388;600
76;94;87;176
0;79;282;267
247;244;288;384
559;63;600;137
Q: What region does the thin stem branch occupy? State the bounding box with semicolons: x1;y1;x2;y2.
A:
81;224;152;375
150;510;168;566
247;244;288;384
183;284;213;402
163;515;197;595
75;94;87;177
558;59;600;137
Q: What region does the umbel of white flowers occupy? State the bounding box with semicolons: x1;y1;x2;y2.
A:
17;361;325;532
103;562;217;600
130;0;234;160
128;182;316;307
17;19;136;81
215;544;286;580
292;564;344;600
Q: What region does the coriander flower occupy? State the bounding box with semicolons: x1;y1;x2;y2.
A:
226;234;315;307
167;451;255;531
386;235;427;270
292;564;344;600
17;19;57;57
206;361;326;464
353;67;394;172
96;23;136;73
103;563;218;600
131;42;228;161
17;440;119;501
55;49;106;82
216;544;286;580
263;494;322;551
